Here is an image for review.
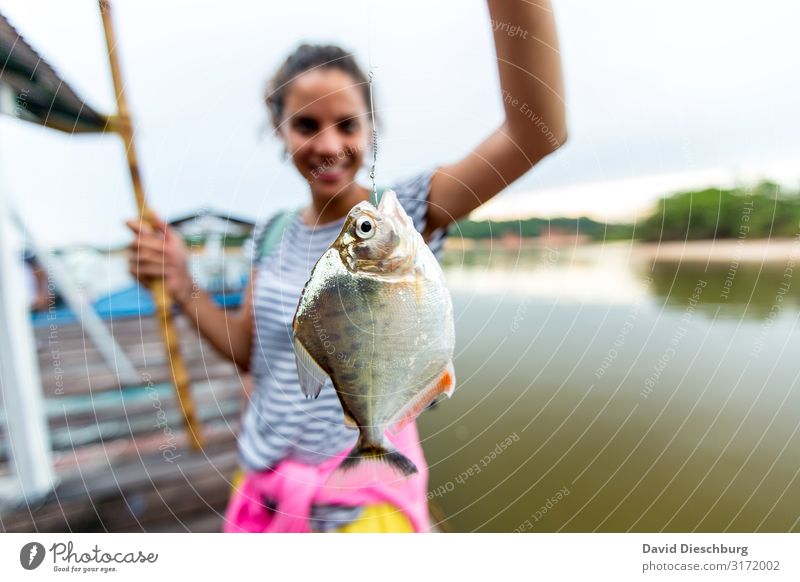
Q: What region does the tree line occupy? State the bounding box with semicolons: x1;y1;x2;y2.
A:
449;181;800;242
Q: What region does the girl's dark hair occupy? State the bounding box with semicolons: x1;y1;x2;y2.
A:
265;43;374;130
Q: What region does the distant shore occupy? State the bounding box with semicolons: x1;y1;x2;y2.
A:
632;238;800;263
444;236;800;263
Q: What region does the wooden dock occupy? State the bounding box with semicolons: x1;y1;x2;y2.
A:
0;314;243;532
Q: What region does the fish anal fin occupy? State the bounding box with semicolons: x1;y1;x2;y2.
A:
388;361;456;435
337;395;360;428
342;411;358;428
293;336;329;399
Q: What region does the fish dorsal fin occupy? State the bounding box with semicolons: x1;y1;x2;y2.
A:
387;361;456;435
293;337;329;399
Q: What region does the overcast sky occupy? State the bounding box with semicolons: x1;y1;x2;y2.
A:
1;0;799;246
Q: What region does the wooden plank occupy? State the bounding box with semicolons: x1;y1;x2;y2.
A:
0;311;251;531
35;315;241;396
1;428;240;532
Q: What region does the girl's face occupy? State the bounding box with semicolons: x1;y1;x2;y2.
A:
280;68;370;199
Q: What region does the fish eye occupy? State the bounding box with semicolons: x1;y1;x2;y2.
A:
355;216;375;239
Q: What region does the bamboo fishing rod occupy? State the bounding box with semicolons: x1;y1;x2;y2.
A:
98;0;204;451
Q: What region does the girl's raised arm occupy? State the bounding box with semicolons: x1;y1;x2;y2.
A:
426;0;567;236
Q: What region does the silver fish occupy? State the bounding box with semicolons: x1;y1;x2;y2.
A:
292;189;455;476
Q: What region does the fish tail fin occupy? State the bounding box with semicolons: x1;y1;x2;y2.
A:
338;434;418;479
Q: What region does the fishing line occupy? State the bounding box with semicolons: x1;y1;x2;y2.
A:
366;0;381;384
366;0;379;206
368;70;378;206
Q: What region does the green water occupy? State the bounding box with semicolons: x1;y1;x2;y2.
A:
419;243;800;532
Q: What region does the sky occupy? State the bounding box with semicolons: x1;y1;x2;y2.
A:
1;0;799;246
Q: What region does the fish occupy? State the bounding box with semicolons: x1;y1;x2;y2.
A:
292;189;455;477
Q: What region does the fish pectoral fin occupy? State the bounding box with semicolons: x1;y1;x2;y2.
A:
293;337;329;399
388;360;456;435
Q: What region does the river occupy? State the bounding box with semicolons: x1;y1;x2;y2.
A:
419;242;800;532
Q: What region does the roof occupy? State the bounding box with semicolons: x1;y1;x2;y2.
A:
0;11;108;133
168;209;256;228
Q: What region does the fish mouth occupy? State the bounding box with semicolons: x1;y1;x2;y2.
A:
377;189;414;233
377;189;400;214
377;189;418;271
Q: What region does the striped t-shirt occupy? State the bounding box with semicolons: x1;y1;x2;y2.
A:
239;169;446;531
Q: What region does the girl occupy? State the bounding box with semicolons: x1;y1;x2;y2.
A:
127;0;566;532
